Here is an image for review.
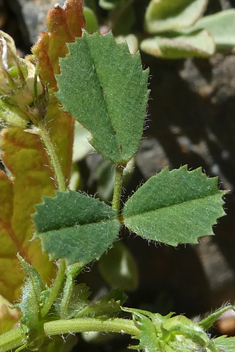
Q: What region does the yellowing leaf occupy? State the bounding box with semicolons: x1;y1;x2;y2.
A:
0;295;20;334
0;128;56;303
31;0;85;90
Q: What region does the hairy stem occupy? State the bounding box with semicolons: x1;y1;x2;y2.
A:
41;258;66;318
35;120;67;317
0;318;139;352
44;317;139;336
112;164;125;215
37;121;66;192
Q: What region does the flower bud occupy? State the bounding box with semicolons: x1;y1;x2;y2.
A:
0;31;43;107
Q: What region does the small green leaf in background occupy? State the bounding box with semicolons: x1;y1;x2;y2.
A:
56;31;149;164
99;0;123;10
187;9;235;50
140;29;215;59
122;165;227;246
34;190;120;265
83;7;98;33
98;241;138;290
145;0;208;34
73;121;93;163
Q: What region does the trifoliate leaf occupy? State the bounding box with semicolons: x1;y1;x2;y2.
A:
145;0;208;34
140;29;215;59
56;31;149;164
34;190;120;265
122;166;227;246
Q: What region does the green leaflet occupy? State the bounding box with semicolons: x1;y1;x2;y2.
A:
16;255;44;343
122;166;227;246
145;0;208;34
33;190;120;265
140;29;215;59
56;31;149;164
76;289;126;318
122;308;218;352
59;282;90;319
199;305;234;330
214;336;235;352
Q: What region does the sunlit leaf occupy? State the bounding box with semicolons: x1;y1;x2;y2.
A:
187;9;235;50
145;0;208;34
56;31;149;164
122;166;226;246
34;190;120;265
140;29;215;59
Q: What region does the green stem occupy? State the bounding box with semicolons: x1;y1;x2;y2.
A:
35;120;67;318
112;164;125;215
0;318;139;352
41;258;66;318
37;121;66;192
0;325;27;352
44;317;139;336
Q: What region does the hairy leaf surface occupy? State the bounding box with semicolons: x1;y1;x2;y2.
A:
214;336;235;352
34;190;120;265
122;166;226;246
76;289;126;318
145;0;208;34
56;31;149;164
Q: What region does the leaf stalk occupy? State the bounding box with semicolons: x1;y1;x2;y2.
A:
37;121;66;192
41;258;66;318
112;164;125;215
